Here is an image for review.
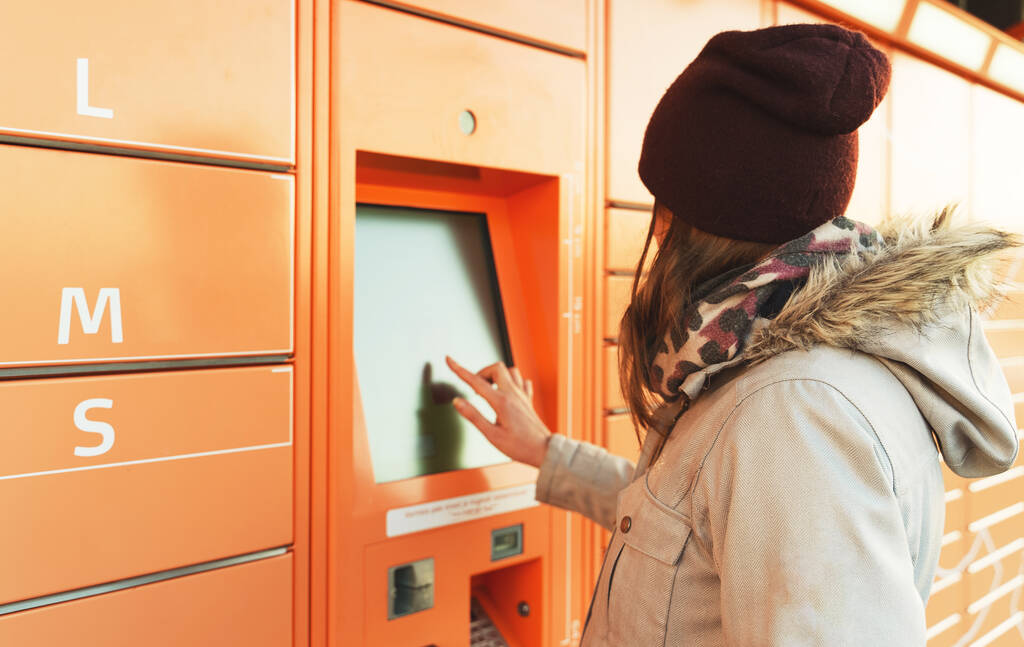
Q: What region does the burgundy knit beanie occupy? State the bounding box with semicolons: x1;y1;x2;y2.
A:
638;23;891;243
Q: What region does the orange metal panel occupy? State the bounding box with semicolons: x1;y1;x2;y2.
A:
0;365;292;604
0;0;294;163
604;345;625;411
889;51;972;219
604;275;633;340
972;85;1024;232
0;145;293;367
0;555;293;646
337;0;585;177
309;0;332;644
332;4;590;644
606;0;766;204
988;292;1024;322
983;328;1024;358
961;585;1022;646
967;476;1024;522
605;208;652;272
925;580;966;641
966;512;1024;562
946;491;966;537
293;0;316;643
605;413;639;463
378;0;588;53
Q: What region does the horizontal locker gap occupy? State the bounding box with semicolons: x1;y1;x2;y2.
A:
969;610;1024;647
1;438;292;482
946;488;964;503
931;571;962;594
942;530;963;547
0;355;292;381
983;319;1024;331
603;337;619;345
0;546;289;617
969;538;1024;574
605;407;628;417
925;613;962;641
969;466;1024;493
607;270;636;277
968;574;1024;615
0;135;292;173
999;356;1024;368
606;200;653;212
360;0;585;59
969;502;1024;533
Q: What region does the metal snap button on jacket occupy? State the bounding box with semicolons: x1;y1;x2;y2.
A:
620;516;632;533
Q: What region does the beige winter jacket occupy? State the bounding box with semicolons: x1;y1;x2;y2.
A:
536;218;1020;646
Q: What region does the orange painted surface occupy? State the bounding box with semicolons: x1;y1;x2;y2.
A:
0;0;294;163
972;85;1024;231
0;365;292;605
605;208;652;272
604;275;633;340
604;345;625;411
329;4;589;644
604;413;639;464
606;0;767;204
333;179;578;645
387;0;588;52
889;51;972;218
0;145;293;367
292;0;317;643
0;555;293;646
337;0;585;177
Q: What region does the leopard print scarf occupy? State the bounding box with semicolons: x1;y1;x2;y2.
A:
651;216;883;404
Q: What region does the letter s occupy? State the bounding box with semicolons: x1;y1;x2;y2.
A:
74;398;115;457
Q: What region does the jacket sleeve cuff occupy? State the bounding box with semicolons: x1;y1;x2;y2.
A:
535;433;575;505
534;434;636;530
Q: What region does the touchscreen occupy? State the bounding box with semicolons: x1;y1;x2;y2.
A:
354;204;513;483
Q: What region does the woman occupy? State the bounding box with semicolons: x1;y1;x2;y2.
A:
447;23;1019;645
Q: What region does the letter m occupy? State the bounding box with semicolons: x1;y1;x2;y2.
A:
58;288;124;345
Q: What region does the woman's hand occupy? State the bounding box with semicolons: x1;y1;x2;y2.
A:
445;356;552;468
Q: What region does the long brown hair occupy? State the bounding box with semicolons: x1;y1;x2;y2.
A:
618;202;776;442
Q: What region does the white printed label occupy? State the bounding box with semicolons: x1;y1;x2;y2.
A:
73;398;115;457
58;287;123;345
386;483;539;537
76;58;114;119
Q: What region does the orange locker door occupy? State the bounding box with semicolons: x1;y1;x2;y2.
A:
0;365;293;605
0;554;293;646
380;0;588;53
889;52;971;219
972;85;1024;232
0;145;293;367
0;0;294;164
605;208;651;272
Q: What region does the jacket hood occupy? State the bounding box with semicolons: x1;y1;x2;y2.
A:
746;209;1020;477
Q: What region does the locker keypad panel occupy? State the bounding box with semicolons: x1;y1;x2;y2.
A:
0;145;293;368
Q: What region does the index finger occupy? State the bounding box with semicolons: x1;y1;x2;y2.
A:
445;356;502;408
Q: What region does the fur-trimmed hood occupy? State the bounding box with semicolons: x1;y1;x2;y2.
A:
746;210;1020;477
